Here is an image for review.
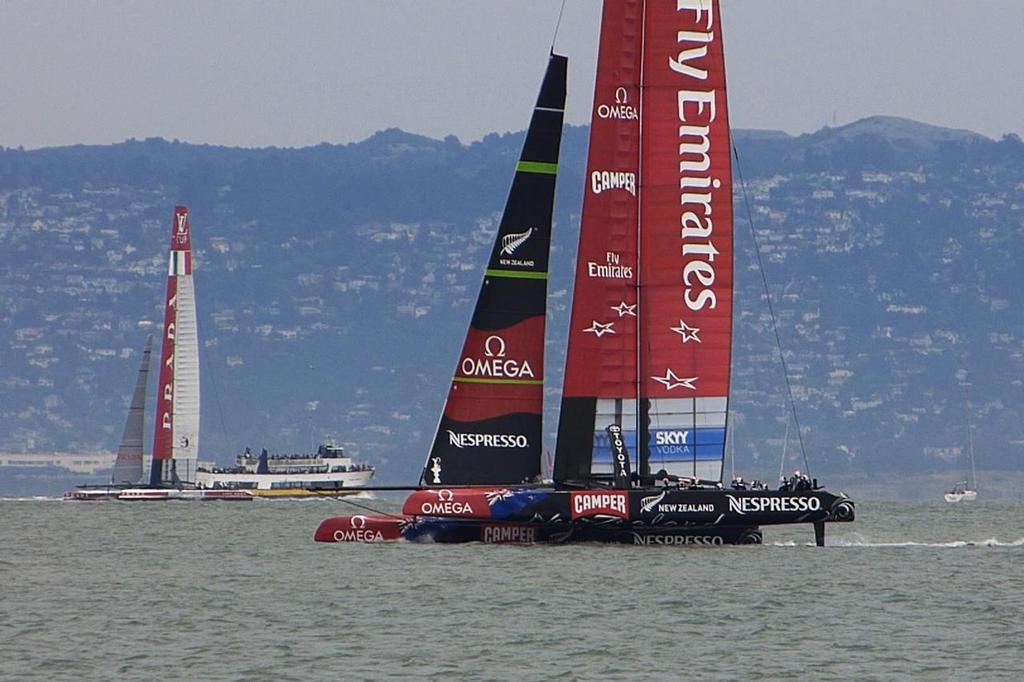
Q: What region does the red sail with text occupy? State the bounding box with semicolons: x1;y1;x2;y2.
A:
639;0;732;479
561;0;642;401
554;0;643;482
152;207;192;466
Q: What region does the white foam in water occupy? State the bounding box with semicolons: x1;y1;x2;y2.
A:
0;496;62;502
773;534;1024;548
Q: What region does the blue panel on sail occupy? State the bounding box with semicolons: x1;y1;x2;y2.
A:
695;428;726;447
649;427;725;462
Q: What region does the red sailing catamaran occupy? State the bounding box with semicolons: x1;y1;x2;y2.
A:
65;207;250;501
316;0;854;545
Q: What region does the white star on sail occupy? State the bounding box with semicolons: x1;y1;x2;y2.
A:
670;320;701;343
611;301;637;317
583;321;616;337
651;369;698;391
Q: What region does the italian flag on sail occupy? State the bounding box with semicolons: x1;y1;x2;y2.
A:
168;250;192;276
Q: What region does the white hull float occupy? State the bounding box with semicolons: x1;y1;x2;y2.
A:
65;487;252;501
63;488;123;501
117;488;252;501
944;490;978;503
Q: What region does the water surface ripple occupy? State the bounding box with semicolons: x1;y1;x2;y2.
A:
2;498;1021;680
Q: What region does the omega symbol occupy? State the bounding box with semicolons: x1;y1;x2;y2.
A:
483;336;507;358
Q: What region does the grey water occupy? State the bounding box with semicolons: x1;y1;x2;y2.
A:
1;498;1021;681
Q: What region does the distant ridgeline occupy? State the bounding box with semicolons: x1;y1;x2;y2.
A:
1;116;1022;488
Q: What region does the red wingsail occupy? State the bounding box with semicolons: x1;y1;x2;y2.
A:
150;206;199;485
639;0;733;480
556;0;733;483
555;0;644;482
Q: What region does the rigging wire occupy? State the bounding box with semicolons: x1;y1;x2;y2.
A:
732;145;813;478
778;416;790;484
199;338;232;457
550;0;568;53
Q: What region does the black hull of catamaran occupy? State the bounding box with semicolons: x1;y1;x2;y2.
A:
314;515;764;545
315;487;854;545
402;486;855;527
402;520;766;545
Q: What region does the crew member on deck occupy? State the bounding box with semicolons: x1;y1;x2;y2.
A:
656;469;671;489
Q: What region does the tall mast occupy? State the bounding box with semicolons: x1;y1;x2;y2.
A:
965;385;977;490
635;0;648;478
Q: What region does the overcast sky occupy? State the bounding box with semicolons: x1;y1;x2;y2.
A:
2;1;1022;150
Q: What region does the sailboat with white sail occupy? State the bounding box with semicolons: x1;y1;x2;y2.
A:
945;389;979;502
66;207;249;501
315;0;855;544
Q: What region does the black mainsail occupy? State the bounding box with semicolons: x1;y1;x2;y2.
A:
420;53;567;486
110;334;154;485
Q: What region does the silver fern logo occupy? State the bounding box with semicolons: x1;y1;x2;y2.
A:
501;227;534;256
640;491;667;513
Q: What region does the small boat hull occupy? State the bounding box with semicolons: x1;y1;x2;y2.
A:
247;487;371;499
116;488;253;501
944;490;977;503
64;487;254;501
63;489;122;501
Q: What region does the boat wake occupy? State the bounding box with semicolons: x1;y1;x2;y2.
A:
773;535;1024;548
0;496;62;502
251;492;378;503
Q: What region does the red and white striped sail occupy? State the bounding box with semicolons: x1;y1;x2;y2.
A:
556;0;733;482
150;206;201;485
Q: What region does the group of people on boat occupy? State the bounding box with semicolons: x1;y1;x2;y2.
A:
729;477;768;491
778;470;815;491
653;469;710;490
240;446;341;462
